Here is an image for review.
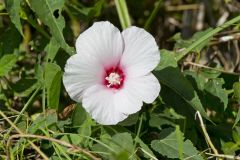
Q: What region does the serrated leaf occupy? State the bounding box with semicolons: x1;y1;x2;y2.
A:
110;132;134;154
29;0;74;54
204;78;228;110
135;137;157;159
151;128;203;160
154;53;209;120
155;49;177;70
5;0;23;36
149;114;176;130
0;54;18;76
44;63;62;109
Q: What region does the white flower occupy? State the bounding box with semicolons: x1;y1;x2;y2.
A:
63;21;160;125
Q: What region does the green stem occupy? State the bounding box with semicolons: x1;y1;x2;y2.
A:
176;15;240;61
42;87;46;118
144;0;162;31
114;0;131;29
5;86;41;138
133;114;143;150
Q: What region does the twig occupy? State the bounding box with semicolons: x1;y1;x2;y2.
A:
0;109;100;160
0;110;48;160
205;153;240;160
5;86;41;138
195;111;219;156
184;61;240;76
166;4;199;11
195;112;239;160
7;134;101;160
0;13;8;16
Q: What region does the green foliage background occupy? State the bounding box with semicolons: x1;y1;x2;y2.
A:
1;0;240;159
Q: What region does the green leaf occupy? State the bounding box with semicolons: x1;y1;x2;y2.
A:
29;111;58;133
0;25;22;57
71;104;87;127
135;137;157;159
173;28;213;53
44;63;62;109
72;107;94;145
151;128;203;160
29;0;74;55
222;142;239;155
204;78;228;110
45;38;60;62
234;108;240;128
233;82;240;101
110;132;134;155
5;0;23;36
155;49;177;70
149;114;176;130
154;51;209;120
119;112;139;126
60;134;82;146
0;54;18;76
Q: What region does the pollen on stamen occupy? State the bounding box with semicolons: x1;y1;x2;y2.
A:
104;66;125;89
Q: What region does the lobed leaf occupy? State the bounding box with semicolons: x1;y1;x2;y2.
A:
151;128;204;160
28;0;74;55
154;50;209;120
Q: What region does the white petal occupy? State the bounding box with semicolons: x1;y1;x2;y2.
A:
114;86;143;114
120;27;160;78
63;53;104;102
76;21;123;67
82;85;128;125
126;73;160;103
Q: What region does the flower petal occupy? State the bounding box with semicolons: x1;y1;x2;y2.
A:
63;53;104;102
120;26;160;77
76;21;123;67
82;85;128;125
126;73;160;103
114;86;143;114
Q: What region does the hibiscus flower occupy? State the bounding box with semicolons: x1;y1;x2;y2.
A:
63;21;160;125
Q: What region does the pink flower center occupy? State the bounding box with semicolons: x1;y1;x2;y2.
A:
104;66;124;89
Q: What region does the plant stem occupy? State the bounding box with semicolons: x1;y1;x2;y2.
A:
184;61;240;76
195;111;220;158
114;0;131;29
133;114;143;149
176;15;240;61
0;110;48;160
5;86;41;138
144;0;162;31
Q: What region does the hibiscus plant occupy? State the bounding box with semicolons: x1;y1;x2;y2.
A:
1;0;240;160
